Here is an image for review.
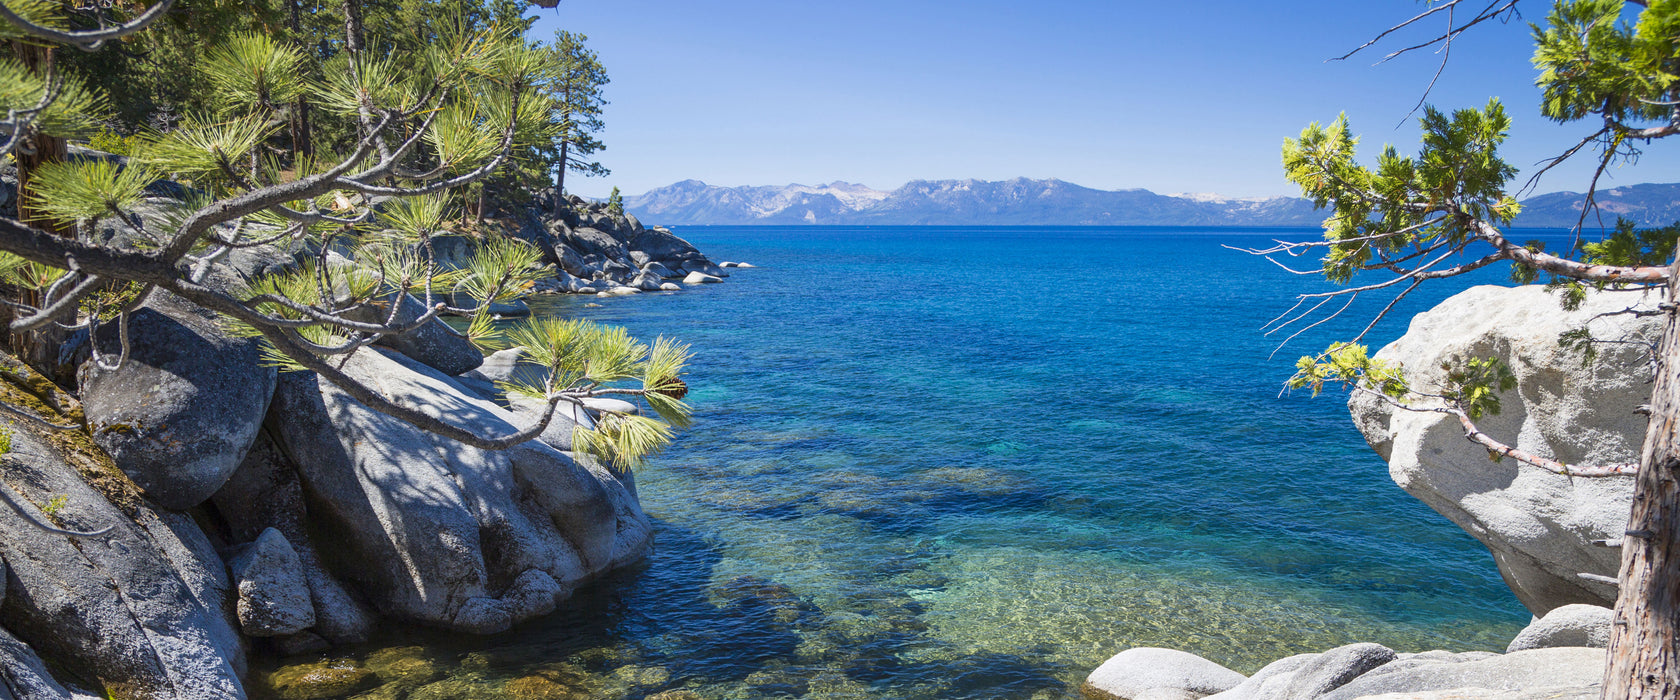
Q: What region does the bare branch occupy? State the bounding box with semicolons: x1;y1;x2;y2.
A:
0;0;176;50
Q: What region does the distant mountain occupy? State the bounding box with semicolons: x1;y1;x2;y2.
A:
622;177;1680;228
623;177;1322;226
1512;183;1680;228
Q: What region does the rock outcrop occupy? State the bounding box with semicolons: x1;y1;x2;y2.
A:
1505;604;1613;652
264;347;652;634
544;196;735;293
1349;285;1658;614
0;358;245;699
78;292;277;510
1321;646;1603;699
1093;645;1603;700
0;156;698;697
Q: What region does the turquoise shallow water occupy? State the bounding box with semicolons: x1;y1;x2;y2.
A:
342;226;1562;699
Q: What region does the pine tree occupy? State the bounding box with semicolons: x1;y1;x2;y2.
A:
1264;2;1680;696
541;29;608;213
0;0;690;537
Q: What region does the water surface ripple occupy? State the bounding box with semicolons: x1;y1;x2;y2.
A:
350;227;1546;700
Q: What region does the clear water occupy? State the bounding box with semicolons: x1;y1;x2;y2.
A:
293;226;1559;700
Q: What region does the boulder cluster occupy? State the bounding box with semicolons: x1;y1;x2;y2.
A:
0;190;679;699
1084;285;1657;700
427;195;747;308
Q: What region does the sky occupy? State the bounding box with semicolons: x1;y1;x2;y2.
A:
525;1;1680;200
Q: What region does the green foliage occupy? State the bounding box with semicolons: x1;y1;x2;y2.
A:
538;30;610;195
1440;356;1517;419
26;158;157;226
0;424;12;455
1281;101;1520;283
606;186;623;216
201;32;308;115
1558;327;1600;366
499;318;692;469
453;236;543;306
0;56;108;139
378;194;454;245
1532;0;1680;125
1288;342;1410;399
138;113;279;185
1580;219;1680;267
40;494;66;516
87;128;142;156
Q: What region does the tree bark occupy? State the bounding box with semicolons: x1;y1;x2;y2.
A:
7;41;68;380
552;139;569;216
1604;253;1680;698
289;0;312;161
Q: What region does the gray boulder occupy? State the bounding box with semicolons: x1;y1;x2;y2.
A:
346;292;483;376
1278;643;1395;698
630;270;666;291
0;358;245;698
1506;604;1614;652
1084;648;1246;699
78;291;276;510
553;240;589;278
629;228;706;269
1203;653;1319;700
682;271;722;285
265;347;652;634
1321;647;1603;700
562;226;631;264
211;430;374;645
227;528;316;637
684;259;728;278
0;624;87;700
641;261;680;279
1350;285;1657;614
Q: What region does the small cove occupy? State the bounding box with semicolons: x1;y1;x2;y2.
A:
302;226;1562;700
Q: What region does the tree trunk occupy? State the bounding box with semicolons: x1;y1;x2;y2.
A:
552;140;569;217
7;41;68;380
343;0;363;55
289;0;312;161
1604;253;1680;698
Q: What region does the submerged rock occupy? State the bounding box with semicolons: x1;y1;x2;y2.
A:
263;659;379;700
1350;285;1657;614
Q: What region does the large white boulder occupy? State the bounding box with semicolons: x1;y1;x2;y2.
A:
1350;285;1659;614
1084;647;1246;699
266;347;652;634
1320;647;1603;699
1506;604;1613;652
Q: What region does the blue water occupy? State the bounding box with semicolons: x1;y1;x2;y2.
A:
373;226;1560;700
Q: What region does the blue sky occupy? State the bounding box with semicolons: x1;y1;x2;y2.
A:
527;1;1680;199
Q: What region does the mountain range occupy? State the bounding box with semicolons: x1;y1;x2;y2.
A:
621;178;1680;229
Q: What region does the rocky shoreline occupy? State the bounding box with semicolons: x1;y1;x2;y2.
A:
0;158;755;698
1082;285;1657;700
